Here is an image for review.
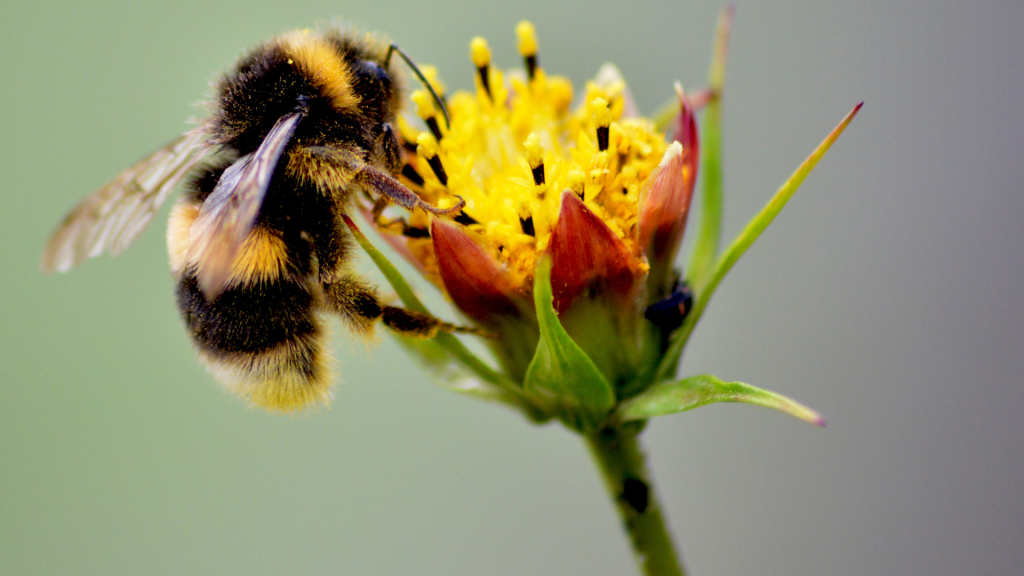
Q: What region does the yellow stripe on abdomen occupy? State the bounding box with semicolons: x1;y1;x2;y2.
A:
228;227;289;285
167;200;199;275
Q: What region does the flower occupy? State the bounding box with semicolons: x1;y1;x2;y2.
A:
360;17;857;433
345;13;857;574
378;24;697;401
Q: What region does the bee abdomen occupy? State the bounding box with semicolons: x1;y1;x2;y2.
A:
176;274;334;411
177;274;316;353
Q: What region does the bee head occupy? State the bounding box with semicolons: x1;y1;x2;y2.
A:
210;30;401;156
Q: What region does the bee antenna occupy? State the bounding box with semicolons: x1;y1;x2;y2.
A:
386;43;451;128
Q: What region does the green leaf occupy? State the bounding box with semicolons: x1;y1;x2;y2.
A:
687;6;734;294
654;103;863;384
524;257;616;432
619;374;825;426
341;215;524;398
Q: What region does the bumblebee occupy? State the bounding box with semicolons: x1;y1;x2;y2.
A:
41;28;464;411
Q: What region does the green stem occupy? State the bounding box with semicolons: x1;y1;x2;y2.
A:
586;424;685;576
687;6;733;294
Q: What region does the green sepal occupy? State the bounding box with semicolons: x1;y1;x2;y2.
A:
619;374;825;427
523;257;616;432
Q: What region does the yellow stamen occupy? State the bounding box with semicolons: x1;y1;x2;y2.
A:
591;98;612;151
516;21;538;57
591;97;612;128
516;21;540;81
524;133;544;169
470;36;492;68
416;133;448;186
470;36;494;101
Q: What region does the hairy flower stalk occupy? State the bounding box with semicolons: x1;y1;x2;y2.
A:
354;10;860;575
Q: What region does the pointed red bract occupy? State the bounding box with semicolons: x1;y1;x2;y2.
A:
431;220;522;323
638;145;690;262
638;91;698;268
547;191;641;314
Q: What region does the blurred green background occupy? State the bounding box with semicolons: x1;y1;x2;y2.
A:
2;0;1021;574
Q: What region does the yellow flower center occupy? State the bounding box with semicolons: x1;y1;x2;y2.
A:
393;22;668;288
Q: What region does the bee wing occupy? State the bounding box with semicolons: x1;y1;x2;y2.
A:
40;128;211;273
187;111;304;299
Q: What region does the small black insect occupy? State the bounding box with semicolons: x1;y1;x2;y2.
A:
645;279;694;351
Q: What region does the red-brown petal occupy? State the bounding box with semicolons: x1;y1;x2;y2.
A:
431;220;522;323
638;93;698;296
638;89;699;265
638;142;693;263
638;89;698;270
547;191;642;314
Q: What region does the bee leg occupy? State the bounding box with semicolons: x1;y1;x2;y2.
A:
292;144;462;218
380;307;488;338
371;198;431;239
321;275;387;336
322;275;481;338
354;165;465;217
380;306;446;338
